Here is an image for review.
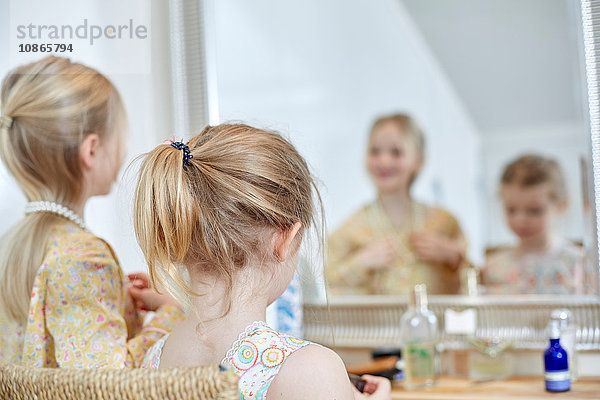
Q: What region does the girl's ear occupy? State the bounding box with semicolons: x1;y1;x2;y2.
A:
274;222;302;262
80;133;100;170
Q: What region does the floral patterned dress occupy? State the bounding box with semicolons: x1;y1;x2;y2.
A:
327;200;466;295
483;239;586;295
141;323;311;400
0;221;184;367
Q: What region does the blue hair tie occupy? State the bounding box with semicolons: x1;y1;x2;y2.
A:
170;141;193;169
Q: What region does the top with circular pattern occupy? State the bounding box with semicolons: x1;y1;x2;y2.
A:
141;324;311;400
230;325;310;399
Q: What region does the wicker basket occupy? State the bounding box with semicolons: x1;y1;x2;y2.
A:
0;363;239;400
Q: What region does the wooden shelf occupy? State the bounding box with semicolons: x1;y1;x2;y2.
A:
391;377;600;399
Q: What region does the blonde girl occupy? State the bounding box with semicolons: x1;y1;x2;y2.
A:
483;154;588;294
0;56;183;367
327;113;467;295
136;124;390;400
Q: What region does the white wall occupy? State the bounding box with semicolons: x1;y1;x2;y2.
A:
212;0;484;263
0;0;173;274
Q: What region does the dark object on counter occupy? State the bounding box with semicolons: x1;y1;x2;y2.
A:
373;366;402;381
349;374;366;393
346;355;403;381
371;347;402;359
372;348;404;380
347;355;398;376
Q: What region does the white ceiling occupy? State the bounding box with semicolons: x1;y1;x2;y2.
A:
401;0;587;134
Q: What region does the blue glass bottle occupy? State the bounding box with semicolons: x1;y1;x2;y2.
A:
544;320;570;392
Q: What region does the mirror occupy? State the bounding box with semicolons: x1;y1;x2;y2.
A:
207;0;597;298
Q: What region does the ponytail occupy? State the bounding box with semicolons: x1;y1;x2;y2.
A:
134;143;199;301
134;124;324;314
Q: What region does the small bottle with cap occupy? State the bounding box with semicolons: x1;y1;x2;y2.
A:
400;284;439;390
544;319;570;392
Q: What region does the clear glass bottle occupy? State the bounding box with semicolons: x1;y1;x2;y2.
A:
467;337;513;380
400;284;439;389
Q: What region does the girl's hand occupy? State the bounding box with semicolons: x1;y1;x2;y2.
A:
128;286;182;312
127;272;182;312
128;272;151;289
354;240;395;271
352;375;391;400
411;233;463;268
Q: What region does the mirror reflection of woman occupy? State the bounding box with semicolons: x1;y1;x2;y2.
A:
326;114;467;295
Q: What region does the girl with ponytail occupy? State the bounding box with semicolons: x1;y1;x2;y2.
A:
137;124;390;400
0;56;183;367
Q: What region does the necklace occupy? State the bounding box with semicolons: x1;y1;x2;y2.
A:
221;320;269;366
370;198;423;262
24;201;87;231
366;199;427;293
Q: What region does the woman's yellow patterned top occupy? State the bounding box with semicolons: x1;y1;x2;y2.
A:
326;201;466;295
0;221;184;368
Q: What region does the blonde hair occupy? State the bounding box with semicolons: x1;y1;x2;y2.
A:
0;56;126;323
133;124;323;314
501;154;567;204
369;113;425;159
368;113;425;186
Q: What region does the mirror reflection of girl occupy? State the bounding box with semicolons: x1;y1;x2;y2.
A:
0;56;183;367
137;124;391;400
327;114;467;295
483;154;588;295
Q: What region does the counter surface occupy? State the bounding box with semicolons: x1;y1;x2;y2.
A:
391;377;600;399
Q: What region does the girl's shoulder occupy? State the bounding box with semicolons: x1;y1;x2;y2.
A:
485;246;517;265
328;203;375;240
233;326;313;399
552;239;584;256
237;325;352;400
416;202;463;235
233;326;311;368
46;220;105;246
41;221;121;274
267;342;354;400
419;202;457;221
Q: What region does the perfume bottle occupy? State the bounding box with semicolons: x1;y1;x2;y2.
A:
544;320;570;392
400;284;439;389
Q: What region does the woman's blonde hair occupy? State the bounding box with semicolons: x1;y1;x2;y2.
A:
501;154;568;204
133;123;323;313
0;56;126;323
